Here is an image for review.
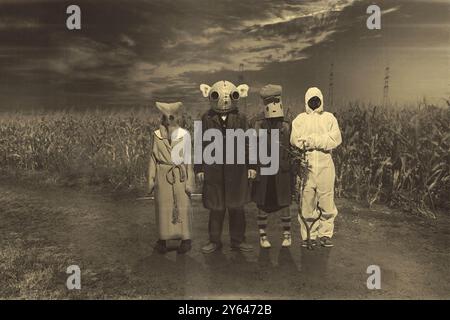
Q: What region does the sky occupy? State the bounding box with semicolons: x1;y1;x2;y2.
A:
0;0;448;112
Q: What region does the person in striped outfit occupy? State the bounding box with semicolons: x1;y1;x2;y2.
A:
251;84;294;248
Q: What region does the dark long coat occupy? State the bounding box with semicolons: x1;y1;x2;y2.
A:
194;109;254;211
251;114;294;211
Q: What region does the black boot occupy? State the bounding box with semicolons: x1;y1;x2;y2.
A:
154;240;168;254
177;240;192;254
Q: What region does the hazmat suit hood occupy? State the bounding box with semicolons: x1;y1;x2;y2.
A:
305;87;324;114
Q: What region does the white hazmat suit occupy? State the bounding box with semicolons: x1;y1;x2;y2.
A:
290;87;342;240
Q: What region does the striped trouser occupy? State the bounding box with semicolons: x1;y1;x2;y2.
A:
257;207;291;236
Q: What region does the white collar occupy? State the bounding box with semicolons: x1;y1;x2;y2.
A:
154;127;188;141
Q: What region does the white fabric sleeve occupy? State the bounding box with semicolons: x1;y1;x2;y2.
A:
312;115;342;151
290;119;306;149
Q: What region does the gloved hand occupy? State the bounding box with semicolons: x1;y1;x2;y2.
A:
185;186;193;197
248;169;257;179
296;138;306;149
148;181;155;195
303;135;316;151
196;172;205;183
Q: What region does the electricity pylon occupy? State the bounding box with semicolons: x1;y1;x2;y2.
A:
383;66;390;107
328;63;334;109
238;63;247;112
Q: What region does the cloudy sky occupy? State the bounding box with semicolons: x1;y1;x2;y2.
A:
0;0;448;112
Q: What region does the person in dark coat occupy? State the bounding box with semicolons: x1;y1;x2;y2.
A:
251;84;294;248
195;80;256;254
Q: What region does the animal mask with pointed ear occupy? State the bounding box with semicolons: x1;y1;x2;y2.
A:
155;101;183;127
200;80;249;114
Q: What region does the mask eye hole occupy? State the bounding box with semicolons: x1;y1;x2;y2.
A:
308;96;321;109
210;91;219;101
266;106;269;111
264;96;280;104
230;91;240;100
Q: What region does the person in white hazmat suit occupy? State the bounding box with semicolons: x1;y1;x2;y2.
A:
290;87;342;248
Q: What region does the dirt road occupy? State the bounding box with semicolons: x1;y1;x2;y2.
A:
0;179;449;299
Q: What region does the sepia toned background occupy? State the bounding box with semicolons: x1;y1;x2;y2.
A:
0;0;449;299
0;0;448;110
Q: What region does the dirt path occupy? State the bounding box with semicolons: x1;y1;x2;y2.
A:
0;179;449;299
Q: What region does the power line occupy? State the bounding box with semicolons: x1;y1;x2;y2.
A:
328;63;334;109
237;63;247;113
238;63;244;84
383;66;390;107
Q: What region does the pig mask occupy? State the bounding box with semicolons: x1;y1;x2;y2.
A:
200;80;249;114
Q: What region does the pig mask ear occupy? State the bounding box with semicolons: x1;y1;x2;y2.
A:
236;84;249;98
200;84;211;98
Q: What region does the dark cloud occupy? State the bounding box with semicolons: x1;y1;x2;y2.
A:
0;0;447;110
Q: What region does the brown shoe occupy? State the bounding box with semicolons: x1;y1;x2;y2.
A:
177;240;192;254
231;242;254;252
154;240;168;254
301;239;317;248
319;236;334;248
201;241;222;254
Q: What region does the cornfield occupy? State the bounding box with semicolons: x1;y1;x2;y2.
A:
333;104;450;218
0;104;448;217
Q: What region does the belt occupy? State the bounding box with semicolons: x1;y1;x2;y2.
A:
156;160;187;224
156;161;187;185
306;149;331;155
